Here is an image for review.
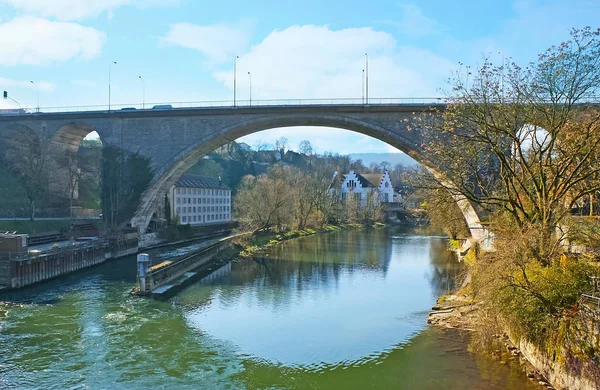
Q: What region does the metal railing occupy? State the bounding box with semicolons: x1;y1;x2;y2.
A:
2;240;107;262
0;97;449;116
581;293;600;309
3;96;600;116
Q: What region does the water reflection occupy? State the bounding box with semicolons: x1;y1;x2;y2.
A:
0;228;539;390
177;229;460;367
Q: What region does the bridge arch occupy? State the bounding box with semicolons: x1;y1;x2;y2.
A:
48;122;102;199
131;113;484;240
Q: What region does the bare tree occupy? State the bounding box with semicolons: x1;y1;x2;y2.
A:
423;27;600;262
275;137;288;159
379;161;391;171
63;151;83;223
3;129;49;220
298;140;313;156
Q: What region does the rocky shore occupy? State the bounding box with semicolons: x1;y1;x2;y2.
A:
427;294;479;330
428;294;556;389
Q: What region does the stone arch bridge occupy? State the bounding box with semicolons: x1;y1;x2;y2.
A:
0;104;484;240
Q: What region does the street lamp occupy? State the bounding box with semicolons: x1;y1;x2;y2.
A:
233;55;239;107
138;75;145;109
30;80;39;112
365;53;369;105
109;61;117;111
248;71;252;106
362;69;365;104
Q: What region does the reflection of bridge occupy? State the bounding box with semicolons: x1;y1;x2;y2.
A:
0;100;483;238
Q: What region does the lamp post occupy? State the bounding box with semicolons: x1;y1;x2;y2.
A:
109;61;117;111
362;69;365;104
233;55;239;107
138;75;145;109
365;53;369;105
30;80;39;112
248;71;252;106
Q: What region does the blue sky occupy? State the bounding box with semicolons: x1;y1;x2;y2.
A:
0;0;598;154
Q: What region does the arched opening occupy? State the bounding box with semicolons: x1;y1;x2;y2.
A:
48;124;103;219
131;115;484;239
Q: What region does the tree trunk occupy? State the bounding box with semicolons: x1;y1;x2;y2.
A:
29;199;35;221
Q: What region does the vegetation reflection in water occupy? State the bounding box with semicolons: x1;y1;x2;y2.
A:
0;229;537;389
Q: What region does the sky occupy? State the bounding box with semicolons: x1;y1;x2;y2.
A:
0;0;598;154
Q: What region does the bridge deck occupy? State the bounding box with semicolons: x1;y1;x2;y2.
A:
0;101;446;121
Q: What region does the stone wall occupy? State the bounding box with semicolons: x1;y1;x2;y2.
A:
514;305;600;390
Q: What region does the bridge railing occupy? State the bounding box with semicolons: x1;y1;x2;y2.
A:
4;96;600;116
0;97;450;115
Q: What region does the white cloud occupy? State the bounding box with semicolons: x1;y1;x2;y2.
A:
0;77;56;92
0;0;179;21
0;17;105;66
159;20;254;64
377;4;444;36
211;24;456;154
213;25;455;100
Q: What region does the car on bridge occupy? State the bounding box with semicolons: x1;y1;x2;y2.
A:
152;104;173;109
0;108;28;115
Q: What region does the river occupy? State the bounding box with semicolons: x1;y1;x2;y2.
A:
0;228;538;389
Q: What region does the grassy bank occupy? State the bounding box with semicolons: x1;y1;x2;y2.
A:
236;223;385;258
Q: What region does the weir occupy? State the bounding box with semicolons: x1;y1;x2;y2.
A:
136;233;248;296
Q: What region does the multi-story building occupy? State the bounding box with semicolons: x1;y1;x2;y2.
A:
328;170;397;204
169;174;232;226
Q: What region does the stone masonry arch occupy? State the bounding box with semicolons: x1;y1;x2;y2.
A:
131;113;484;239
48;122;102;199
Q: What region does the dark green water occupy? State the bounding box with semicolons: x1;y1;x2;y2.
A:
0;229;538;389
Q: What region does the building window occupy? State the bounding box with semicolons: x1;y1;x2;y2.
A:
176;198;181;204
193;207;196;213
193;216;197;222
176;207;180;214
182;216;187;223
385;182;389;188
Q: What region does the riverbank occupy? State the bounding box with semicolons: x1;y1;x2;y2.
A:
428;292;556;389
235;223;386;258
